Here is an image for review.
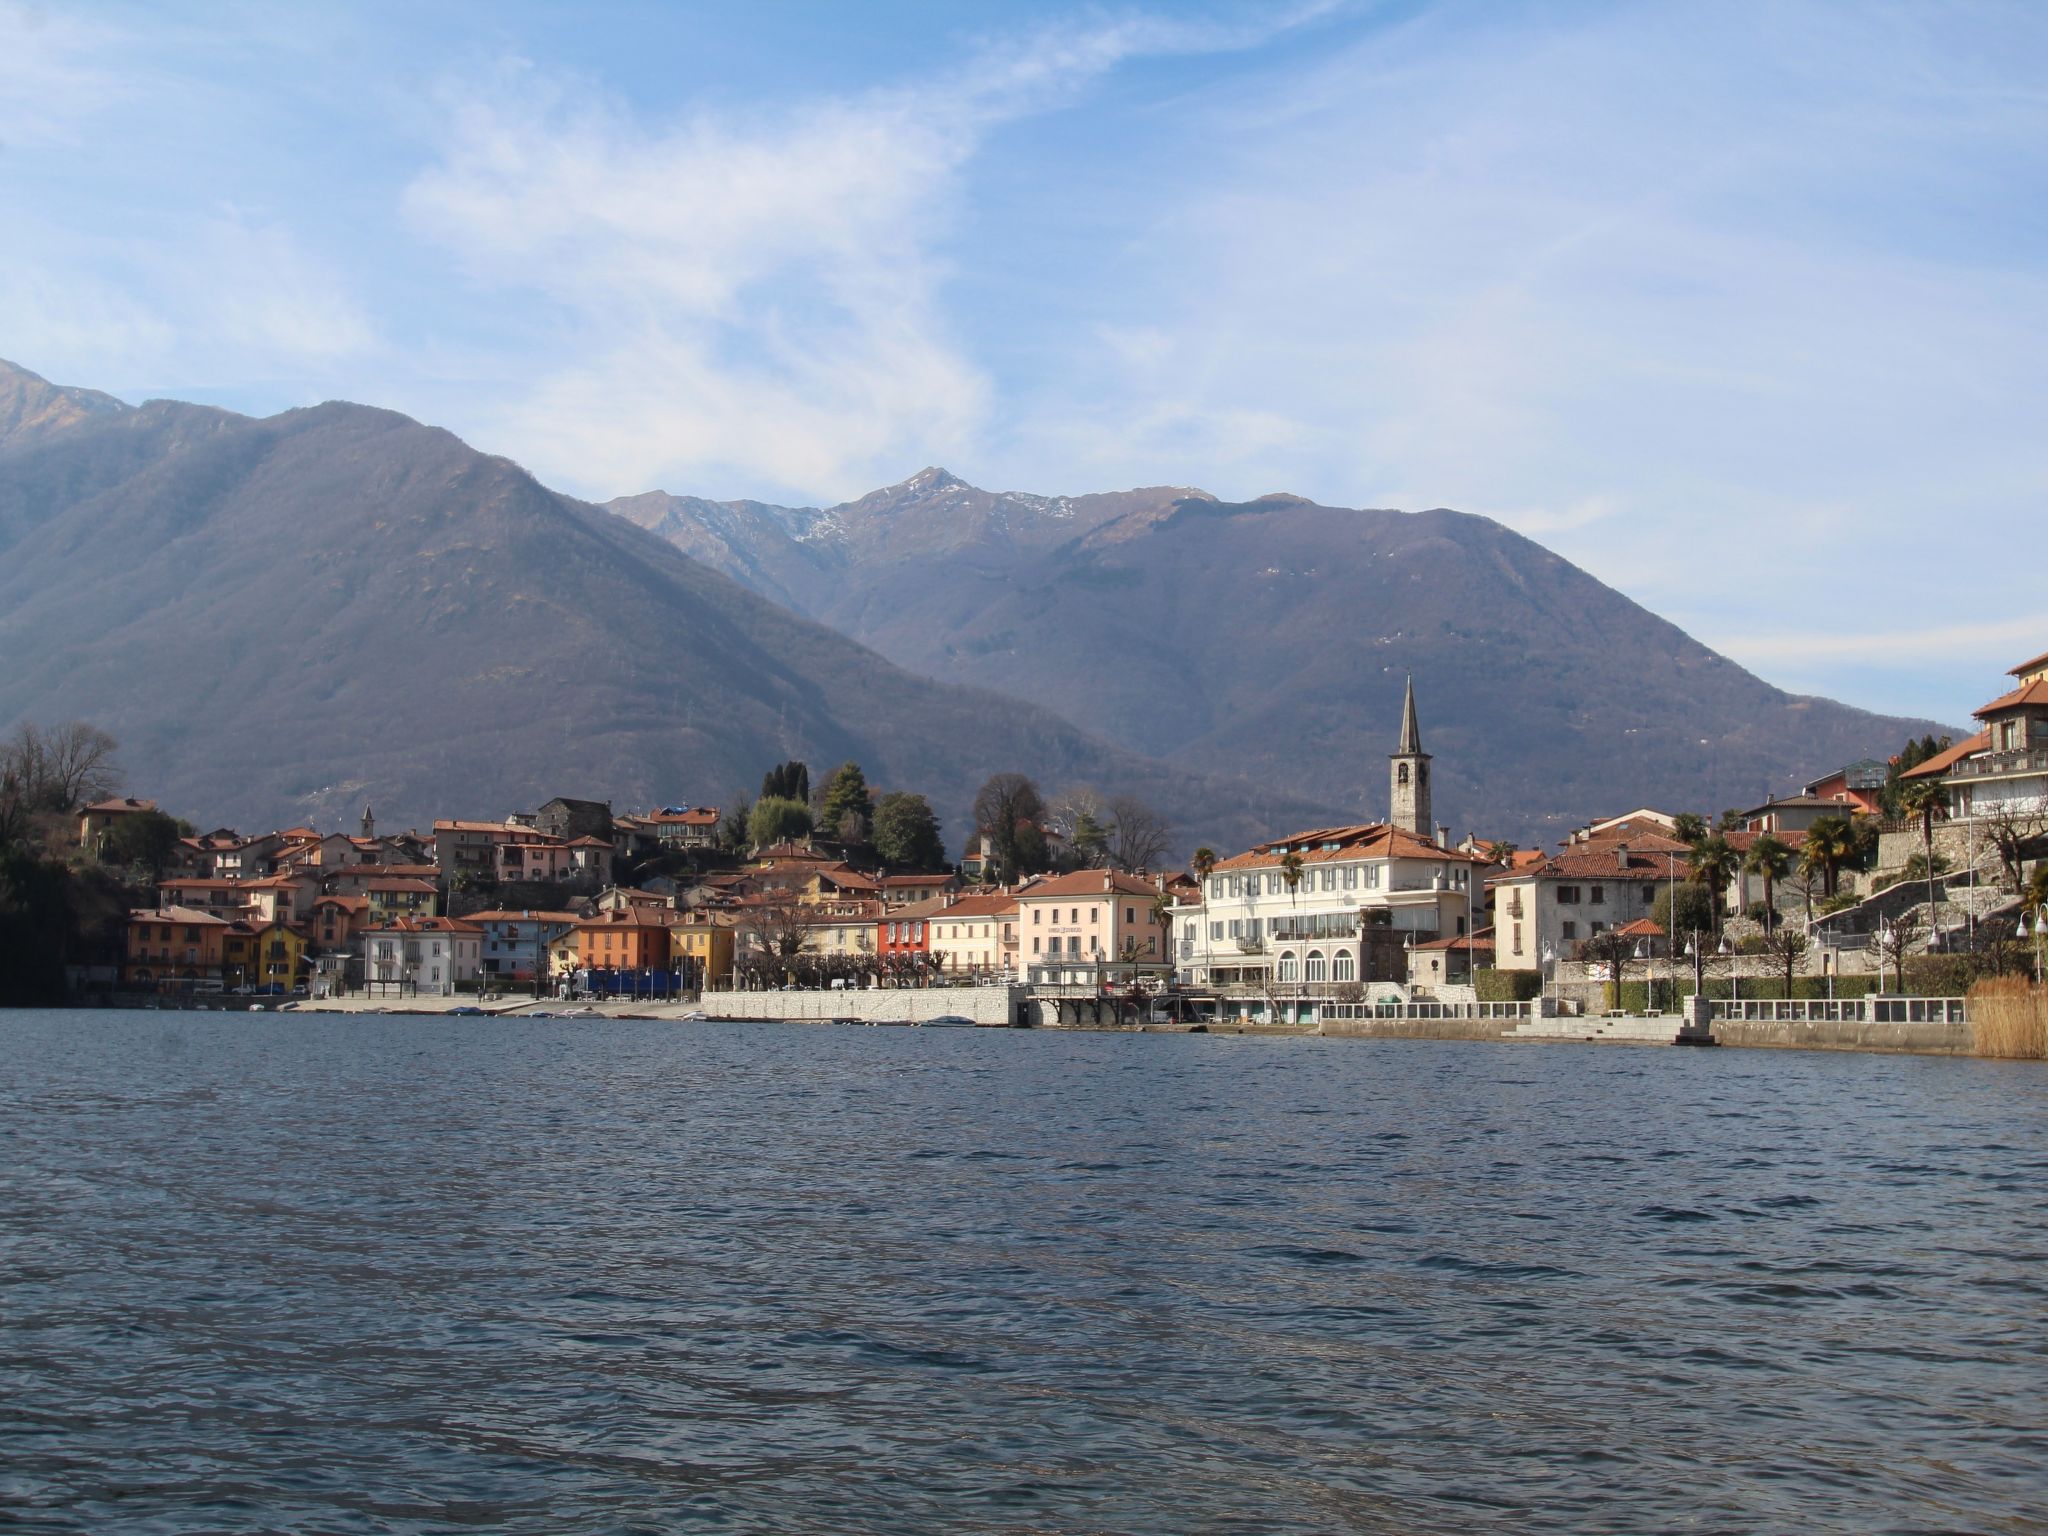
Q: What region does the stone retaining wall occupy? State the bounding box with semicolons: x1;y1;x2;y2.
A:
705;987;1022;1026
1319;1016;1511;1042
1708;1017;1976;1055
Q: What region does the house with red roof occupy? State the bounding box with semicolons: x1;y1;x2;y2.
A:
1176;822;1487;991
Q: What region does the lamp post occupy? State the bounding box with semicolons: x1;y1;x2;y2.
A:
1721;934;1739;1006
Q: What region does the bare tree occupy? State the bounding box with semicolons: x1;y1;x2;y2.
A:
736;892;815;986
1978;803;2046;891
4;720;122;812
1875;911;1922;993
1106;795;1172;873
971;773;1045;883
1575;928;1645;1011
1758;924;1810;995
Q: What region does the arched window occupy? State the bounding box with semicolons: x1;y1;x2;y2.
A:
1305;950;1327;982
1398;763;1410;787
1278;951;1298;981
1333;950;1355;981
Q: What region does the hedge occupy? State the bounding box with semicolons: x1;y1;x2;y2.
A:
1474;968;1543;1003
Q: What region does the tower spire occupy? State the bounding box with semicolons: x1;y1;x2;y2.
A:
1389;674;1432;838
1397;673;1422;755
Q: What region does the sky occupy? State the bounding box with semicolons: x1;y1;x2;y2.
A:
3;0;2044;728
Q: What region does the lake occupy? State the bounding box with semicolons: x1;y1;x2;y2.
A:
3;1010;2045;1533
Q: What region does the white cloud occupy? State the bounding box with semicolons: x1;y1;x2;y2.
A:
399;12;1329;500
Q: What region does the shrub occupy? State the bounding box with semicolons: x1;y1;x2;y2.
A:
1475;967;1542;1003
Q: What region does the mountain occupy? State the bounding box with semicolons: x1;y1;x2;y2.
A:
612;470;1956;842
0;368;1329;849
0;359;130;453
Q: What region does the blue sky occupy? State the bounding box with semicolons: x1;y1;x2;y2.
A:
4;0;2044;728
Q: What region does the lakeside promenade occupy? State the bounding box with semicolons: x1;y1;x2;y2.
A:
152;989;1987;1056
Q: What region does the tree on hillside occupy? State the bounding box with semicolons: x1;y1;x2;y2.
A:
749;795;813;850
972;773;1045;884
1803;814;1856;897
1687;834;1737;928
760;760;810;806
1069;809;1110;869
4;721;121;812
818;761;875;843
719;792;753;854
1743;834;1794;933
104;809;190;882
1106;795;1172;873
871;792;945;871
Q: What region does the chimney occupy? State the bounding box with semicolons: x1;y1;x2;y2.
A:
1437;823;1450;848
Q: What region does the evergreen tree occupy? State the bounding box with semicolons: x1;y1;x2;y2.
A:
759;760;810;805
819;762;875;838
871;792;945;870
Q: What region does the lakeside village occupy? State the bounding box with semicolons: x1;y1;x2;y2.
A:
16;655;2048;1053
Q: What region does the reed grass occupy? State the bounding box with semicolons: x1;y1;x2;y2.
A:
1968;977;2048;1059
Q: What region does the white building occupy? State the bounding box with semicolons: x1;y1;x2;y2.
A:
1173;683;1484;991
362;915;482;995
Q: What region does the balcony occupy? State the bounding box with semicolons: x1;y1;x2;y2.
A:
1949;747;2048;780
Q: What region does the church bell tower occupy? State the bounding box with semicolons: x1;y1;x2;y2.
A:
1389;675;1432;838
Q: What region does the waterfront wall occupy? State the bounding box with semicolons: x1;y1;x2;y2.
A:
1708;1017;1975;1055
1320;1015;1511;1042
706;986;1022;1026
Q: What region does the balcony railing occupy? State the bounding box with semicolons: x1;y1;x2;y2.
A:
1949;748;2048;779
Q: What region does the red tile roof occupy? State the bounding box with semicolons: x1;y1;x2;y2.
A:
1903;730;1989;779
1213;821;1483;872
1015;869;1163;900
1975;679;2048;717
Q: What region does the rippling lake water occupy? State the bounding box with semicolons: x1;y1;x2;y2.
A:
3;1010;2047;1533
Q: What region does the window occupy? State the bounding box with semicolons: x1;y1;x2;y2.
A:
1305;950;1327;982
1125;907;1135;924
1320;869;1335;891
1032;936;1041;954
1333;951;1355;981
1211;921;1222;940
1561;921;1577;940
1557;885;1581;904
1590;885;1605;905
1032;908;1041;924
1278;952;1298;981
1342;866;1358;889
1512;922;1522;953
1068;936;1081;955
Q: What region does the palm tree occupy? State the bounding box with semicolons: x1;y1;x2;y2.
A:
1804;814;1855;897
1481;840;1518;866
1150;888;1176;977
1191;846;1217;890
1672;812;1708;846
1897;778;1948;942
1687;834;1737;930
1279;850;1305;975
1744;834;1793;933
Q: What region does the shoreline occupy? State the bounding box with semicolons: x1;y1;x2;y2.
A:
40;995;2005;1058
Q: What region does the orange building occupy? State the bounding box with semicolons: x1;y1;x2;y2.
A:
569;910;673;974
126;906;229;989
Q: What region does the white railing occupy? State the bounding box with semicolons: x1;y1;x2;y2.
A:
1709;996;1969;1025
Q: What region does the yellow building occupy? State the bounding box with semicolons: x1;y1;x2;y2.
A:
668;916;737;985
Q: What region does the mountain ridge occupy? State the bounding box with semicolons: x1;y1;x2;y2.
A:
0;365;1331;851
609;473;1956;840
